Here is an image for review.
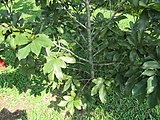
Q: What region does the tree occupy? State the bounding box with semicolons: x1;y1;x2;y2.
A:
1;0;160;115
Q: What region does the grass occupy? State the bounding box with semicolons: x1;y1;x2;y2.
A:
1;1;160;120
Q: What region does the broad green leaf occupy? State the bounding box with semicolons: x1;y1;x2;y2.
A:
52;81;57;90
17;45;30;60
35;34;53;47
43;60;54;74
139;9;149;32
57;27;64;34
91;84;100;96
132;78;147;96
63;96;74;101
30;41;42;56
99;84;107;103
59;39;69;46
58;100;68;107
67;101;74;115
147;76;157;94
92;77;105;85
71;91;76;98
73;79;80;87
63;79;72;92
142;70;156;76
139;1;148;8
54;65;63;80
8;37;16;49
48;70;55;81
14;33;30;46
143;61;160;69
54;58;66;68
59;56;76;64
74;99;82;110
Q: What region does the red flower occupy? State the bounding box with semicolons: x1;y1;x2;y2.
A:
0;58;6;68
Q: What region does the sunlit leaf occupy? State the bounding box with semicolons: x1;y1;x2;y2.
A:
48;70;55;81
99;84;107;103
35;34;53;47
67;101;74;115
143;61;160;69
63;96;74;101
54;65;63;80
17;44;30;60
63;79;72;92
147;76;158;94
43;59;54;74
30;41;42;56
14;33;30;46
91;84;100;96
59;56;76;64
74;99;82;110
58;100;68;107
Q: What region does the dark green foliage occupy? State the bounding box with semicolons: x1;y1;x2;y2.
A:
1;0;160;116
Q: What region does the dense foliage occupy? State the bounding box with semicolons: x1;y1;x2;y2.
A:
1;0;160;115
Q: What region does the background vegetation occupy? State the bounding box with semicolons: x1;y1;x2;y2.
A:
1;0;160;119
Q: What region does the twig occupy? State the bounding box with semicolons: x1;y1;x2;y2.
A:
53;42;89;63
60;0;87;30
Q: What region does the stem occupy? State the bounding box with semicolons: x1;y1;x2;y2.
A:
85;0;95;79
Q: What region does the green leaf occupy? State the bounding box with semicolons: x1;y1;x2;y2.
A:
142;69;156;76
54;65;63;80
132;78;147;96
67;101;74;115
139;1;148;8
99;84;107;103
71;91;76;98
63;79;72;92
52;81;57;90
17;45;30;60
57;27;64;34
147;76;158;94
139;9;149;32
92;77;105;85
74;99;82;110
30;41;42;56
43;60;54;74
48;70;55;81
59;56;76;64
73;79;80;87
143;61;160;69
58;100;68;107
14;33;30;46
35;34;53;47
63;96;74;101
91;84;100;96
59;39;69;46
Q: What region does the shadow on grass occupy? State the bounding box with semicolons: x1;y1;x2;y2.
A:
0;69;46;96
0;108;27;120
